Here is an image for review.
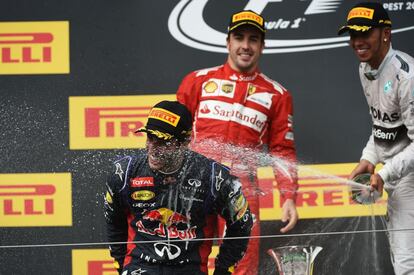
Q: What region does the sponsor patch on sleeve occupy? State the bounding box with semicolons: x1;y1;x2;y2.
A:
232;194;247;212
236;201;249;220
105;191;113;204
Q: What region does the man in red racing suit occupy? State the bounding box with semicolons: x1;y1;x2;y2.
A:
177;10;299;275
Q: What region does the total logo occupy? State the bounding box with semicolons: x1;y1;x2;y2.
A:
131;177;155;188
168;0;414;53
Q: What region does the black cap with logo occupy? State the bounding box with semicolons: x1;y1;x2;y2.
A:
135;101;192;141
338;2;392;35
228;10;266;35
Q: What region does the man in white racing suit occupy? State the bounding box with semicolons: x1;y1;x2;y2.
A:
338;2;414;274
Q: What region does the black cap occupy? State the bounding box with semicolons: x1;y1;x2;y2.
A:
338;2;392;35
228;10;266;35
135;101;192;140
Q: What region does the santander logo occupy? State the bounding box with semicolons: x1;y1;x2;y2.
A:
198;100;267;132
168;0;414;54
200;104;210;114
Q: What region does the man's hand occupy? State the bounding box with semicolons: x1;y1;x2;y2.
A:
280;198;298;233
348;159;375;180
370;173;384;196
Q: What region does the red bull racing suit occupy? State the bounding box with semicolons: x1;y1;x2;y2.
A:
358;47;414;274
177;62;298;274
104;149;253;275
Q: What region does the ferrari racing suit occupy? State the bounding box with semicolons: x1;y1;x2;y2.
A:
104;149;253;275
177;62;298;274
359;46;414;275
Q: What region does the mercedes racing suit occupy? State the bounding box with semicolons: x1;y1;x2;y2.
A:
104;149;253;275
359;47;414;275
177;62;298;274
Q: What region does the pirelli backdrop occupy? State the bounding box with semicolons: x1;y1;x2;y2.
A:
0;1;413;274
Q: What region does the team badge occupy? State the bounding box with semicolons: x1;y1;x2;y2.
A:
384;81;392;93
247;83;256;95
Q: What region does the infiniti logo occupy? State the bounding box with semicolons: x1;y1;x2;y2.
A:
188;178;201;187
154;242;181;260
168;0;414;53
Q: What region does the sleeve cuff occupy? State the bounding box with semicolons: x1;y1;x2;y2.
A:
377;167;391;184
360;153;378;166
281;191;297;202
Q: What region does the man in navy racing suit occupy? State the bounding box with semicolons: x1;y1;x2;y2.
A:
104;100;253;275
